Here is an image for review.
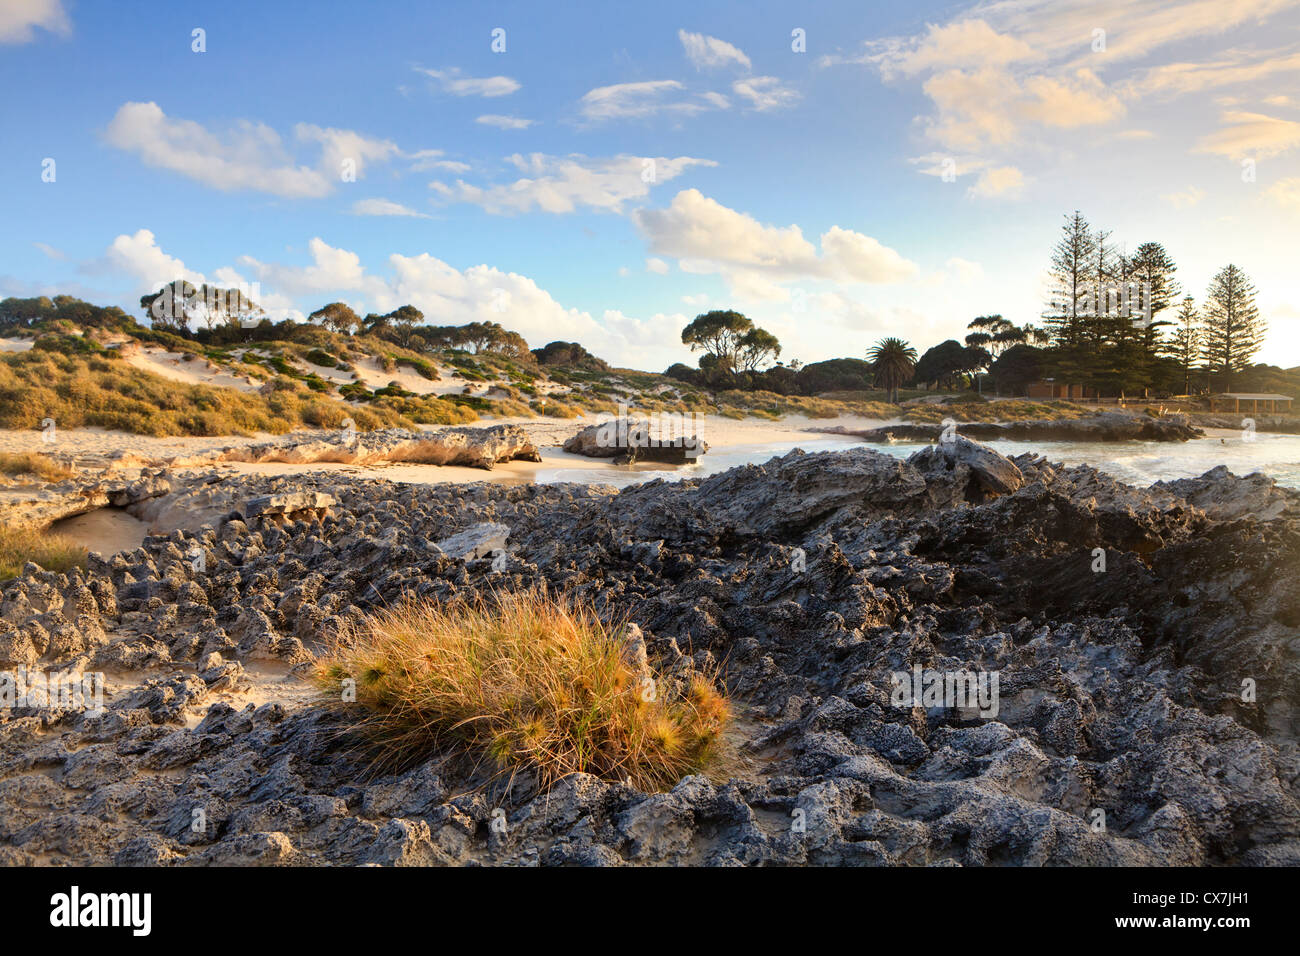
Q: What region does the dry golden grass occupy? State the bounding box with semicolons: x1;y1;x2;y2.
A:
904;400;1095;424
312;589;730;792
0;525;86;581
715;389;900;420
0;452;74;483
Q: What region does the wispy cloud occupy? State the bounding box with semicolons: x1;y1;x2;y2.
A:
732;76;799;111
1162;185;1207;209
476;114;534;130
679;29;751;70
351;198;430;218
579;80;727;121
104;102;400;198
431;153;715;215
1195;110;1300;159
417;67;520;97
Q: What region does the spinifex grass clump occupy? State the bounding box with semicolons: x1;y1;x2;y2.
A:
312;590;729;791
0;525;85;581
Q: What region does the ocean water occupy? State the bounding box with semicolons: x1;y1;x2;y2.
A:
533;433;1300;491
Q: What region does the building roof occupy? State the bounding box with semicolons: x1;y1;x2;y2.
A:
1215;393;1294;401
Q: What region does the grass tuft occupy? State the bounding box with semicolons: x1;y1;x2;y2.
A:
0;525;86;581
312;588;730;792
0;453;74;483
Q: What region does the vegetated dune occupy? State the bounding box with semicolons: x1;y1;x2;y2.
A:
119;343;262;393
0;436;1296;865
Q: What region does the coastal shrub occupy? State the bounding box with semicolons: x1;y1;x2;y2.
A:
0;349;409;435
312;589;730;790
0;525;85;581
305;348;337;367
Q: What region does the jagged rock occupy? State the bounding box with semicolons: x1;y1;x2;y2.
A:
564;420;707;464
908;434;1024;497
431;522;510;560
0;439;1296;867
0;470;174;531
237;492;337;520
214;425;541;470
814;410;1203;444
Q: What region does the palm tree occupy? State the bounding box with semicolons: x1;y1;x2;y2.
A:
867;337;918;404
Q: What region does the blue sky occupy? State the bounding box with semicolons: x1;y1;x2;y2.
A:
2;0;1299;369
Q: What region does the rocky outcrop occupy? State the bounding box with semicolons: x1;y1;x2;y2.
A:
0;438;1297;866
564;419;707;464
0;471;175;531
815;411;1203;443
211;425;541;470
907;434;1024;498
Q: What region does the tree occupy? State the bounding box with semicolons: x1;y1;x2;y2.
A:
141;280;198;332
1200;264;1265;390
309;302;361;335
140;281;264;333
914;340;970;389
965;315;1031;359
386;305;424;348
990;344;1044;396
1042;211;1099;388
867;337;918;403
681;310;754;372
1169;297;1202;395
735;327;782;372
795;358;873;393
533;341;609;371
1128;242;1181;323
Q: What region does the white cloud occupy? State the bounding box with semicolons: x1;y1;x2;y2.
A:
579;80;727;121
417;67;520;97
867;19;1041;78
431;153;716;215
82;231;691;365
32;241;66;261
1265;177;1300;211
296;123;401;178
351;198;430;218
476;114;534;130
99;229;204;291
645;257;670;274
1125;48;1300;100
678;30;751;70
968;165;1025;199
1162;185;1207;209
921;66;1125;153
104;102;399;198
1196;110;1300;159
239;237;690;366
634;188;916;297
732;76;800;111
0;0;68;43
944;257;984;283
409;150;471;173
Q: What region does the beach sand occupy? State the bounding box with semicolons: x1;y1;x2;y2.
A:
0;412;888;485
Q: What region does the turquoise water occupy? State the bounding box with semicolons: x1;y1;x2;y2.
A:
534;433;1300;490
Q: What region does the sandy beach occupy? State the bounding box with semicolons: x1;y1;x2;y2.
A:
0;412;891;483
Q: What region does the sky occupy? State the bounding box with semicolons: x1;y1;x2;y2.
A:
2;0;1299;370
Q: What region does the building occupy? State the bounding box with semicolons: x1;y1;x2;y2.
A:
1210;393;1294;414
1025;380;1099;400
